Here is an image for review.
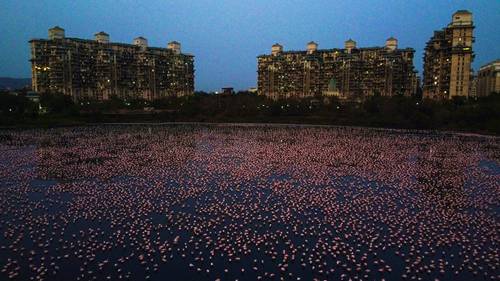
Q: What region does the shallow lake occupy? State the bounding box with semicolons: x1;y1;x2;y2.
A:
0;125;499;280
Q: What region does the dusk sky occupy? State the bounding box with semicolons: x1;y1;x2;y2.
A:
1;0;499;92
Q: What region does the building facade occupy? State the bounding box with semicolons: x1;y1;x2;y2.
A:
423;10;474;100
476;60;500;97
257;38;417;101
30;26;194;101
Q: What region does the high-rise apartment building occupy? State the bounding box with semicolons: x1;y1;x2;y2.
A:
476;60;500;97
30;26;194;101
423;10;474;100
257;38;417;101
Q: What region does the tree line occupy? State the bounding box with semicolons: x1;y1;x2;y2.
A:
1;90;499;134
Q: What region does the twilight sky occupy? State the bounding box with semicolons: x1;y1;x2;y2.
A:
0;0;499;92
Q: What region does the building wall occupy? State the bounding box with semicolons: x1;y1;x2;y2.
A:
30;34;194;101
257;46;416;101
449;24;474;98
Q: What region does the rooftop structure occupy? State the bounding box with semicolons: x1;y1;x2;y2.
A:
221;87;234;95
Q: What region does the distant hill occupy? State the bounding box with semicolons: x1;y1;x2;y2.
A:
0;77;31;90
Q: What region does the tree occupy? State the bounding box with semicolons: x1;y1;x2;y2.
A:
40;92;78;115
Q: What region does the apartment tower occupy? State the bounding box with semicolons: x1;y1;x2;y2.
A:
423;10;474;99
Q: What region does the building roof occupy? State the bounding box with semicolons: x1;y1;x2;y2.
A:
50;26;64;31
308;41;318;45
454;10;472;14
169;41;180;45
479;59;500;71
134;36;147;40
29;37;195;57
95;31;109;36
26;91;39;97
257;46;414;58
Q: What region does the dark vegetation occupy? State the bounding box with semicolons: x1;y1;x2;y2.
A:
1;90;499;135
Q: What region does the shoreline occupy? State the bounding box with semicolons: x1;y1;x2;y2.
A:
2;121;498;139
100;122;500;139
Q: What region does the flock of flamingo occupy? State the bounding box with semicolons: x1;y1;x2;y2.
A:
0;125;499;281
